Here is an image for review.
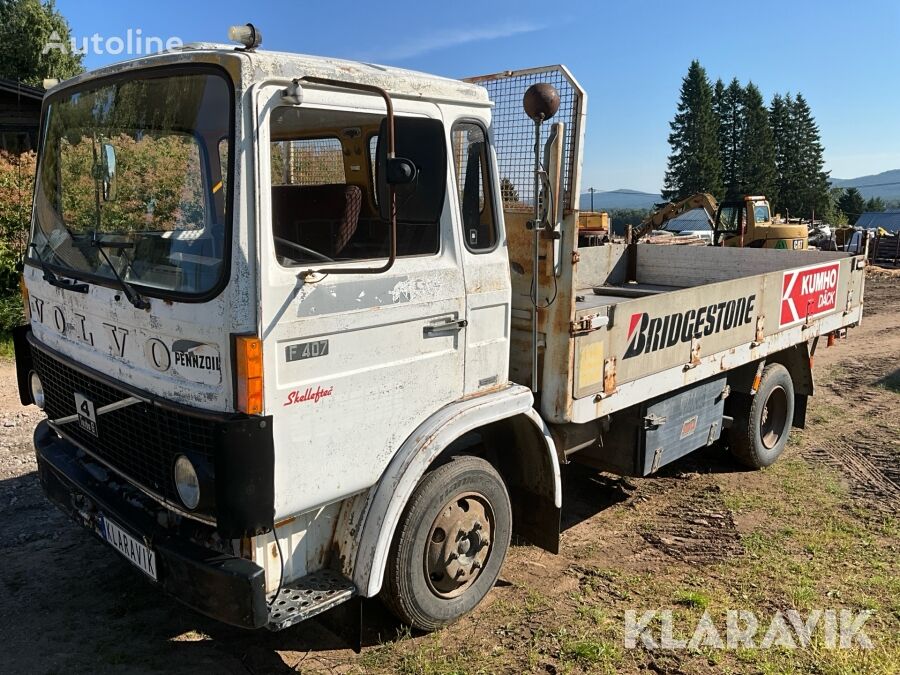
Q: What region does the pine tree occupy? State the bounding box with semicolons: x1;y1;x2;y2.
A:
715;78;744;197
769;93;794;216
865;196;885;212
791;94;830;220
738;82;776;198
838;188;865;224
499;177;519;204
662;61;722;201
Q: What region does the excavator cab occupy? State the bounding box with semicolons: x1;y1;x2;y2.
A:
713;199;749;246
713;196;784;248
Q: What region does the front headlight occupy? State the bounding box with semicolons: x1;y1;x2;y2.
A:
29;371;44;409
174;455;200;510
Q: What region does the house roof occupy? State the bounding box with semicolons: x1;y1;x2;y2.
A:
856;210;900;230
0;78;43;101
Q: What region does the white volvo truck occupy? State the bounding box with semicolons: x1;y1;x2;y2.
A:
14;30;866;637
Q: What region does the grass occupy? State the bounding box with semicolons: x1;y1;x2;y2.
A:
0;331;14;359
560;636;621;670
674;590;711;610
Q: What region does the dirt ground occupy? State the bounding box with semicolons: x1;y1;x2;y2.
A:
1;270;897;674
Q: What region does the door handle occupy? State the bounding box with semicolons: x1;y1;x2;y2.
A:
423;318;468;335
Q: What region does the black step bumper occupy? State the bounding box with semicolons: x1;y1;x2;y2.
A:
34;421;269;629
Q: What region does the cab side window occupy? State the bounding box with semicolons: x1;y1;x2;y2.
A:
451;122;497;252
269;108;446;265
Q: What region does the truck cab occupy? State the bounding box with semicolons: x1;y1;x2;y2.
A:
16;41;552;632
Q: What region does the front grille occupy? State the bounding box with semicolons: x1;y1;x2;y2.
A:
31;344;216;507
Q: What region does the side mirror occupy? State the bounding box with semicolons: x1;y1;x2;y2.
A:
386;157;417;185
101;143;117;201
375;117;447;223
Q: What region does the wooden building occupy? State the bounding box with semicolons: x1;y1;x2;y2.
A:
0;78;43;153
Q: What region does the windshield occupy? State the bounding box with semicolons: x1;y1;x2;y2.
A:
30;69;232;297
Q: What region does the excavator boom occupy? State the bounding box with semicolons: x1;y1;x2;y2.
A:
636;193;719;240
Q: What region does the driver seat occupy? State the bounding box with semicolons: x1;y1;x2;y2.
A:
271;184;362;260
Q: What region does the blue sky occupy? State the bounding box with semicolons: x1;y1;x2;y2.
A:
57;0;900;193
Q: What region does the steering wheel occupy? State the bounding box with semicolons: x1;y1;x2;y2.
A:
273;236;335;264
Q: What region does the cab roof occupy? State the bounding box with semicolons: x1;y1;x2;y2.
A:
47;43;491;107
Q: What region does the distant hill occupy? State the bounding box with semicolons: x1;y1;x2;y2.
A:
831;169;900;202
579;189;661;211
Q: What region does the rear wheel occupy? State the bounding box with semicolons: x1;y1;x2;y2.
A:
728;363;795;469
382;456;511;631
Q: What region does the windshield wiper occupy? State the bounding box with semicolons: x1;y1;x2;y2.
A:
29;243;89;293
90;234;150;310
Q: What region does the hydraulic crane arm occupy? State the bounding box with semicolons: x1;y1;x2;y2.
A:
635;192;719;240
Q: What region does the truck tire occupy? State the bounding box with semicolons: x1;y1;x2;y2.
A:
728;363;794;469
382;455;512;631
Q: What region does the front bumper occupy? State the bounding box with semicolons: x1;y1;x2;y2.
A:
34;421;269;629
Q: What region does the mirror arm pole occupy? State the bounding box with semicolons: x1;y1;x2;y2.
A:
297;76;396;276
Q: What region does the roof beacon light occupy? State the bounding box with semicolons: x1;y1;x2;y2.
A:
228;23;262;50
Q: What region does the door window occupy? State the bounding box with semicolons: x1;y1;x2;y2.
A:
269;108;445;265
451;122;497;252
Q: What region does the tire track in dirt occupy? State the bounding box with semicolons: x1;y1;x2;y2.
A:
805;433;900;514
802;276;900;516
639;485;745;564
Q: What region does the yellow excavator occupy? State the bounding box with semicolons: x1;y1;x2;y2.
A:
637;193;808;249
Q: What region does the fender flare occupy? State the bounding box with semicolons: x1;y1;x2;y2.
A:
349;384;561;597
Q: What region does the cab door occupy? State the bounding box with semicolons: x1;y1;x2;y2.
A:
450;119;511;395
254;84;466;518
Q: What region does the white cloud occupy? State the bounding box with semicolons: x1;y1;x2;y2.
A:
361;21;542;62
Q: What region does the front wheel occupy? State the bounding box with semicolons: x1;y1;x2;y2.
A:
381;456;511;631
728;363;795;469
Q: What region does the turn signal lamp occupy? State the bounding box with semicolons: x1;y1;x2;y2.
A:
20;276;30;321
236;336;263;414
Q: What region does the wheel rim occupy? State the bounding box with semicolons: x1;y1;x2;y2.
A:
424;492;494;599
760;385;788;449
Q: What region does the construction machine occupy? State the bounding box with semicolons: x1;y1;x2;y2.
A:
637;193;808;250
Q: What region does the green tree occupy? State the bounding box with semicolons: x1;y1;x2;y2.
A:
769;93;792;213
738;82;775;198
822;187;849;226
499;177;519;204
838;187;865;224
865;196;885;212
769;93;829;220
791;94;830;220
0;0;83;86
715;78;744;196
662;60;722;201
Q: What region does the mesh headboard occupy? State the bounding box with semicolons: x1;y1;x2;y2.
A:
465;65;587;212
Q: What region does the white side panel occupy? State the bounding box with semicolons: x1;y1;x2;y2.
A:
636;245;848;287
254;502;343;593
254;84;467;519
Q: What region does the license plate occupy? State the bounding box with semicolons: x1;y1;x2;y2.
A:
74;392;98;436
101;516;157;581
